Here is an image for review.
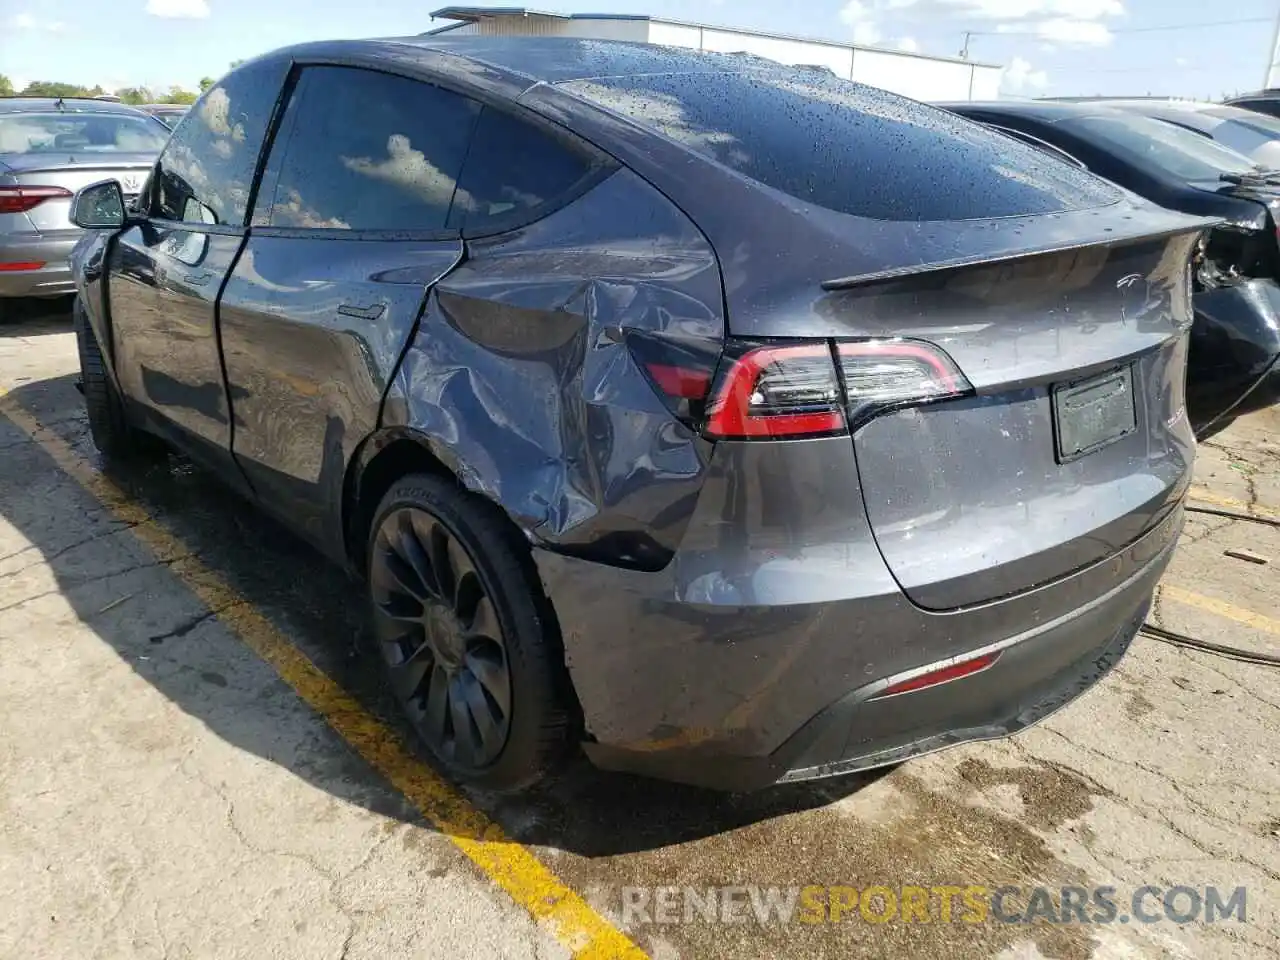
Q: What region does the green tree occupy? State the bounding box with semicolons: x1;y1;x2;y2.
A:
198;76;215;92
0;74;13;96
228;59;245;70
162;85;198;105
114;86;154;105
20;81;94;98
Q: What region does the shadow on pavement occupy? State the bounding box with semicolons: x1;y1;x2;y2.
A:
0;296;75;336
0;369;878;859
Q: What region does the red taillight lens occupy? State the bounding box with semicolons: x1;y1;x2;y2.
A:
870;651;1001;700
0;185;73;215
835;339;971;429
704;343;846;439
627;330;720;425
645;363;713;400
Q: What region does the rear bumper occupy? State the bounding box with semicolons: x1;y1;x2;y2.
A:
0;231;80;298
536;484;1182;792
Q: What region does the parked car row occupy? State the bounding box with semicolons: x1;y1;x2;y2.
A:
939;97;1280;439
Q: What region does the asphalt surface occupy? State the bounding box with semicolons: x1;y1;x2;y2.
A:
1;297;1277;959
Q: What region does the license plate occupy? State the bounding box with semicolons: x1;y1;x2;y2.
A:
1052;366;1136;462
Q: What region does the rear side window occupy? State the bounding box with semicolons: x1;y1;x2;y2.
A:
0;112;168;155
1063;115;1257;180
448;106;595;232
262;66;479;232
153;58;287;226
563;71;1121;221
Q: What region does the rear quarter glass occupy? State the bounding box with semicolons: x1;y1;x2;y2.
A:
561;71;1121;221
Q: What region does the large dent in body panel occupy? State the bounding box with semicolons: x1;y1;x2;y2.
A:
391;168;723;568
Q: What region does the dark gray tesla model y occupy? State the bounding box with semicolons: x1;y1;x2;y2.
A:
68;37;1211;792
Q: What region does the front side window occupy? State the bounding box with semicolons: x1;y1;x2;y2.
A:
263;66;480;232
152;58;288;227
448;106;596;232
0;112;169;155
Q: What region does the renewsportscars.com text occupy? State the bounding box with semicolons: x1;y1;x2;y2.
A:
620;884;1248;926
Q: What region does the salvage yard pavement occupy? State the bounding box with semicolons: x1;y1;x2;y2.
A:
1;301;1277;960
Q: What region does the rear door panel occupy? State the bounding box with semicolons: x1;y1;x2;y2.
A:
216;63;479;557
219;236;462;550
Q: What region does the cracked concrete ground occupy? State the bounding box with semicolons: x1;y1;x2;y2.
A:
1;301;1277;959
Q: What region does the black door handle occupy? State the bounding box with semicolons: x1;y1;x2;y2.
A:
338;302;386;321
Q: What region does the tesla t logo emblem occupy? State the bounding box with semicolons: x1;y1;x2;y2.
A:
122;175;140;192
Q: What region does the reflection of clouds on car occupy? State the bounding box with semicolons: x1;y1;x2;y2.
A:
568;81;740;158
199;87;247;145
341;134;474;213
271;187;351;229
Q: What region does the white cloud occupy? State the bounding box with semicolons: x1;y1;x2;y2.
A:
998;17;1113;45
145;0;210;19
893;0;1121;17
841;0;885;46
894;36;920;52
880;0;1122;47
854;21;884;44
1000;55;1049;93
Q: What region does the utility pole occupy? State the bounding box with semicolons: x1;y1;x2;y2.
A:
960;31;973;59
1267;8;1280;88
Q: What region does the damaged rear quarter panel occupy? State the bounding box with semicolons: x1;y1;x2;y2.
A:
387;167;724;570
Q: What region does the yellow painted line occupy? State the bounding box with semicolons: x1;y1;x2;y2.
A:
1162;584;1280;639
1188;486;1280;522
0;391;645;960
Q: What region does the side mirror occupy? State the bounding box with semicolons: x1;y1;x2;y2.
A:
70;179;127;229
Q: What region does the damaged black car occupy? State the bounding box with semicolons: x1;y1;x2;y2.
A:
942;99;1280;438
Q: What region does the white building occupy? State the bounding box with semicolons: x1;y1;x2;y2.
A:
425;6;1003;102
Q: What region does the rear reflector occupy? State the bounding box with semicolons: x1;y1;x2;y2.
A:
0;261;46;272
0;185;73;215
870;651;1001;700
704;343;846;439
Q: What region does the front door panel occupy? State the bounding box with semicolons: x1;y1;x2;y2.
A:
218;234;463;554
109;221;244;457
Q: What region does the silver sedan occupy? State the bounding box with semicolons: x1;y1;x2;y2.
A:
0;98;168;315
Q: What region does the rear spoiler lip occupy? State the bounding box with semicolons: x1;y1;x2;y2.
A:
819;217;1222;292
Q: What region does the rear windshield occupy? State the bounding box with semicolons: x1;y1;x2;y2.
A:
1063;114;1257;180
561;70;1119;221
0;112;169;155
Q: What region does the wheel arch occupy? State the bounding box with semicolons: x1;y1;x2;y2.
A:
342;427;460;574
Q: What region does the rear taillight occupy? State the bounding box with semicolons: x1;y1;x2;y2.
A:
836;340;970;430
705;343;846;439
703;338;971;440
0;185;73;215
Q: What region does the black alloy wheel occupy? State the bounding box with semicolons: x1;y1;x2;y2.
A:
370;506;513;769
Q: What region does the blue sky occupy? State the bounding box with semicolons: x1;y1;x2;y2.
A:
2;0;1278;99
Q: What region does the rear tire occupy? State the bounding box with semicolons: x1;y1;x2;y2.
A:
366;473;576;793
74;298;165;462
